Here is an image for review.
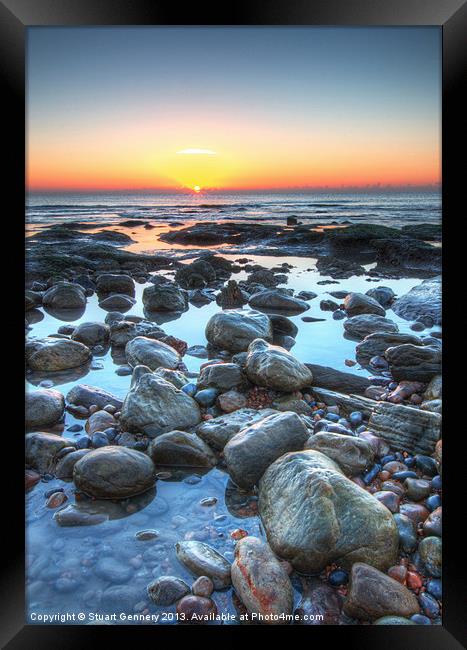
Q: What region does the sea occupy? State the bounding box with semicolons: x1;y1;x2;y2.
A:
26;191;441;229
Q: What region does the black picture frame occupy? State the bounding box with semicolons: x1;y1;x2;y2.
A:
2;0;466;646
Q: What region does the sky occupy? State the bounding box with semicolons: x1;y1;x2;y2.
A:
27;27;441;193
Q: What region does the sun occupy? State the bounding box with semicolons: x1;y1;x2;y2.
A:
193;185;201;193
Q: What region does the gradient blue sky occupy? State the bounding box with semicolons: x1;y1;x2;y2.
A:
27;27;441;191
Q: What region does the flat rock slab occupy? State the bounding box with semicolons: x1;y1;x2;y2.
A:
305;364;371;395
368;401;441;455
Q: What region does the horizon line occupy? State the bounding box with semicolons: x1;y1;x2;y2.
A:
27;183;441;195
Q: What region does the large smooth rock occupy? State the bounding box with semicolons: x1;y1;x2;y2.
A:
245;339;313;392
197;363;243;391
231;536;293;622
343;563;420;621
25;432;75;473
224;412;309;489
175;541;231;589
98;294;136;312
196;408;278;450
355;332;423;366
71;321;110;347
26;337;91;371
55;449;91;479
143;283;188;312
249;290;310;314
365;286;395;308
148;431;217;468
385;344;441;382
391;277;441;325
66;384;123;410
42;282;86;310
73;447;156;498
25;389;65;429
368;401;441;455
85;410;116;435
305;432;374;477
258;450;398;573
205;309;273;353
304;363;370;395
344;292;386;317
120;370;201;436
343;314;399;340
96;273;135;297
125;336;180;371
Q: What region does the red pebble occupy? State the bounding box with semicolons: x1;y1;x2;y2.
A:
406;571;423;590
231;528;249;541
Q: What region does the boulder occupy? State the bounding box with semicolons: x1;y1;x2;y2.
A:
197;363;243;391
304;364;370;395
147;576;190;606
154;368;189;389
73;447;156;498
205;309;273;352
25;432;75;473
71;321;110;347
96;273;135;296
125;336;180;371
175;259;216;289
391;277;441;325
245;339;313;392
305;432;374;476
258;450;398;573
120;370;201;436
224;412;309;489
25;389;65;429
109;320;164;347
218;390;247;412
385;344;441;382
42;281;86;310
196;408;278;450
175;541;231;589
66;384;123;410
249;290;310;314
268;314;298;338
365;286;395;308
55;449;91;479
85;410;116;435
98;294;136;312
216;280;249;308
231;536;294;621
343;563;420;621
143;283;188;312
148;431;217;468
25;290;43;311
343;315;399;340
26;337;91;371
368;401;441;455
344;292;386;317
355;332;423;366
424;374;442;401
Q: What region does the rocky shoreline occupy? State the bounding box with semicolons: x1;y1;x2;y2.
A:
25;219;442;625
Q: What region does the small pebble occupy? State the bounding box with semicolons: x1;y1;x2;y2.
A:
192;576;214;598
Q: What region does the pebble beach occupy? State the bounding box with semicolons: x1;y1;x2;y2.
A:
25;192;442;626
